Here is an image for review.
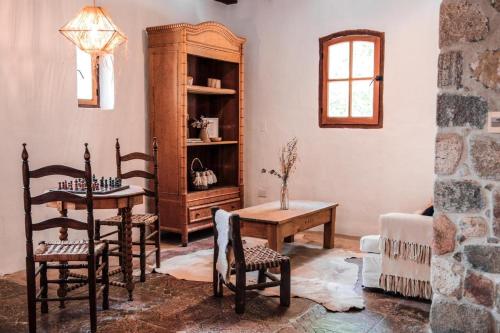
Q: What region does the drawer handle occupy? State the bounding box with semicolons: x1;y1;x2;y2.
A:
195;213;201;218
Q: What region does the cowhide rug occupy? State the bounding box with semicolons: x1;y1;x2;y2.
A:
155;239;364;312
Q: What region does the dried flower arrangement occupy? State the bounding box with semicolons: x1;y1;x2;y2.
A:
191;116;210;129
261;137;298;209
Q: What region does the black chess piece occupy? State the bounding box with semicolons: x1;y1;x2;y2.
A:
58;182;62;190
104;179;108;188
100;177;104;188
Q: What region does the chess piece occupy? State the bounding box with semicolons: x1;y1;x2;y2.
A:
100;177;104;188
104;179;108;188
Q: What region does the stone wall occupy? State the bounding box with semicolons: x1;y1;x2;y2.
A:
431;0;500;332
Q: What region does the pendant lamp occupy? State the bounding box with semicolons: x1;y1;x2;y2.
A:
59;1;127;54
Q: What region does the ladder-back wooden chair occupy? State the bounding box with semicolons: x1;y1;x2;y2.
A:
211;207;291;314
22;143;109;333
96;138;160;282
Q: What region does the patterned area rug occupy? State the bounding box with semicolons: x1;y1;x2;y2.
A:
156;241;364;312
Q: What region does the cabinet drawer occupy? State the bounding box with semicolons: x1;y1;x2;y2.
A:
188;198;241;224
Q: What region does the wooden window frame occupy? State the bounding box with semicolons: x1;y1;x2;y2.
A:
319;30;384;128
78;55;100;108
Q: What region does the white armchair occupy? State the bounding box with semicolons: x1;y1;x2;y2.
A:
360;212;433;299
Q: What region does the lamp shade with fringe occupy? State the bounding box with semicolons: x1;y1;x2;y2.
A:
59;5;127;54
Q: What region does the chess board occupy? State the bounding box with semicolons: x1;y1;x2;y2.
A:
51;185;130;195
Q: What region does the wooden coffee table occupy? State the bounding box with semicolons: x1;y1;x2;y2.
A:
234;200;338;253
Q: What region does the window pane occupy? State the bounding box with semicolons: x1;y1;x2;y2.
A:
328;42;349;79
352;41;374;78
351;80;374;117
76;47;93;100
328;81;349;117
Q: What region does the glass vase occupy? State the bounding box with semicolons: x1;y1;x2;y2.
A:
280;181;289;210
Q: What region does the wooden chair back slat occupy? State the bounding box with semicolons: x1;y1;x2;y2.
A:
121;152;153;162
115;138;159;215
32;217;88;231
143;189;155;197
30;165;85;179
121;170;154;180
31;191;87;205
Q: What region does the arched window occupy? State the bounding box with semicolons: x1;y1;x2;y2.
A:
319;30;384;128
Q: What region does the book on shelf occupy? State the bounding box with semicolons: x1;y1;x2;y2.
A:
187;138;202;143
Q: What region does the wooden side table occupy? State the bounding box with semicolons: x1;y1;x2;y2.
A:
47;185;144;303
234;200;338;253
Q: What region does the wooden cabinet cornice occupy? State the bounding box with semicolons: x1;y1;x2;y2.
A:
146;21;245;245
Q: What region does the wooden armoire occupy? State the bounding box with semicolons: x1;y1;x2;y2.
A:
146;22;245;246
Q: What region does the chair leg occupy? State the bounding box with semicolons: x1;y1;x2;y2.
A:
213;272;224;297
235;266;246;314
155;219;161;268
40;262;48;314
280;260;291;307
88;256;97;333
139;224;146;282
257;269;266;290
102;247;110;310
26;258;37;333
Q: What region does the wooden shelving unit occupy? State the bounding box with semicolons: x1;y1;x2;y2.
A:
187;85;236;95
147;22;245;246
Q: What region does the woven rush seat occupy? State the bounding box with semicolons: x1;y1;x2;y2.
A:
238;246;289;271
100;213;158;226
34;240;106;262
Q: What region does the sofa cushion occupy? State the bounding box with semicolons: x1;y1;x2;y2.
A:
360;235;380;253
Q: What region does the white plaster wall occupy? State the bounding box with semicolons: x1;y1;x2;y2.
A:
0;0;229;275
224;0;440;236
0;0;439;275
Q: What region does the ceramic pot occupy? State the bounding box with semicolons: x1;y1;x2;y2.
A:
200;128;210;143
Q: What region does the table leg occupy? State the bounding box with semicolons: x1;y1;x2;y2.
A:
118;209;127;283
323;207;336;249
57;208;68;308
268;227;283;253
122;206;134;301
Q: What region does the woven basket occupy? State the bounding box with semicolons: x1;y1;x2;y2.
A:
190;158;217;191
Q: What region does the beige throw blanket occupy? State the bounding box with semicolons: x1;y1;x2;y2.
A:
379;213;433;299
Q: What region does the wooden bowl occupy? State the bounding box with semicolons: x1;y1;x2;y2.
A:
210;137;222;142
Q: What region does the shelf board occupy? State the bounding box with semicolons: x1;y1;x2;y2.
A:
187;140;238;147
187;185;240;198
187;85;236;95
